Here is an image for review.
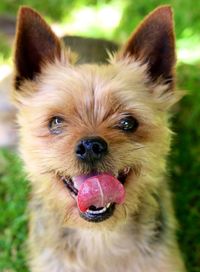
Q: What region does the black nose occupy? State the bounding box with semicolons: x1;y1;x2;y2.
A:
75;137;108;164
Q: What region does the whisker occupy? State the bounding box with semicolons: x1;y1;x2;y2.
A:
130;146;145;151
122;203;128;220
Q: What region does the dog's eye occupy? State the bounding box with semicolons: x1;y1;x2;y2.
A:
49;116;64;134
118;116;139;132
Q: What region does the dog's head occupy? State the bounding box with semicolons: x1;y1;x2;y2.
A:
13;6;181;229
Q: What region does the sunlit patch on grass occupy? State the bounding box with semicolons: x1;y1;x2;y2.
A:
177;30;200;64
52;3;124;39
0;64;12;81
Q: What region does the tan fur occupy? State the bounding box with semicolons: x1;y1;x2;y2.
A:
13;6;186;272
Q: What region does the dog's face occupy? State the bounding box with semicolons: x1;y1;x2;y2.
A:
13;6;181;229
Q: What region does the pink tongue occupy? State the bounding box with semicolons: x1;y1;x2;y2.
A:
77;174;125;212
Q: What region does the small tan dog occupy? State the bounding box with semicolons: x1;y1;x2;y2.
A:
13;6;186;272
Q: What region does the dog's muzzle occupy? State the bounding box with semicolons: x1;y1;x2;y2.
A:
61;167;131;223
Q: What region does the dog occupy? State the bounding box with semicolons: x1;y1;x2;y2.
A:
12;5;186;272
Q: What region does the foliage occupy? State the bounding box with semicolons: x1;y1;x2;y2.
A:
0;34;10;60
0;0;74;20
116;0;200;39
170;63;200;272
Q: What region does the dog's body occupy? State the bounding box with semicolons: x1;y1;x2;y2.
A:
13;6;186;272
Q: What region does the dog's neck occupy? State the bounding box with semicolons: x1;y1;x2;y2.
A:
61;225;138;271
61;208;168;271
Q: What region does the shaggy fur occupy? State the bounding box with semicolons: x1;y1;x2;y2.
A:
13;6;186;272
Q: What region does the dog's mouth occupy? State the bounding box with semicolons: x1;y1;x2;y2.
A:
61;167;131;222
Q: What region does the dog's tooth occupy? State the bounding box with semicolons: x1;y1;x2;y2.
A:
106;203;111;208
124;167;130;174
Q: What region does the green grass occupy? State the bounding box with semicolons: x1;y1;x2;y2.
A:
0;150;29;272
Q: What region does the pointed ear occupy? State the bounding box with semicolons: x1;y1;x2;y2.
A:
118;6;175;86
14;6;62;89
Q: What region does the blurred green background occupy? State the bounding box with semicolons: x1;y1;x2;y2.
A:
0;0;199;271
